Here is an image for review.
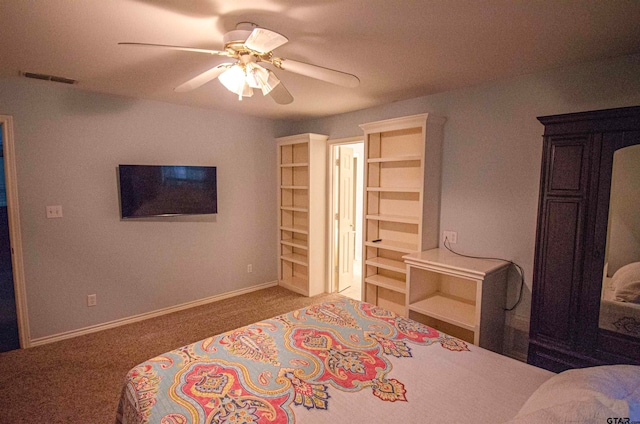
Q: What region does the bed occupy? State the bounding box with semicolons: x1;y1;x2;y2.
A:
116;298;639;423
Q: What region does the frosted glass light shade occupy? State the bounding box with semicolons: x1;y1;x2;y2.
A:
246;63;281;95
257;69;281;95
219;65;253;99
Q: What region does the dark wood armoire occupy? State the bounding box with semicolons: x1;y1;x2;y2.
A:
528;106;640;373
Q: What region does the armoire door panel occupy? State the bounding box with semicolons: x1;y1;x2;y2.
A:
547;136;590;195
536;199;584;344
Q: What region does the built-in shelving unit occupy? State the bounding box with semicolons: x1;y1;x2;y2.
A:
277;133;328;296
360;113;446;316
404;248;509;352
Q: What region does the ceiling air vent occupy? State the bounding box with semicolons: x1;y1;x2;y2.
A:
21;71;77;85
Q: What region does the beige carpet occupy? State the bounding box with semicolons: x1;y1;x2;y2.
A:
0;286;344;423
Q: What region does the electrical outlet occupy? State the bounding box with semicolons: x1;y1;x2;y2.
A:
87;294;97;307
443;230;458;244
247;264;253;273
46;205;63;218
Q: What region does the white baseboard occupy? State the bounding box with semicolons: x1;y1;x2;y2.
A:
29;281;278;347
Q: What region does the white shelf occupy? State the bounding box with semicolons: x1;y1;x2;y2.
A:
367;155;422;163
280;185;309;190
365;274;406;294
279;276;308;295
365;213;420;225
280;206;308;212
365;257;406;274
366;187;421;193
365;239;418;253
409;293;476;331
280;225;309;235
280;253;308;267
280;239;308;250
404;249;509;280
280;162;309;168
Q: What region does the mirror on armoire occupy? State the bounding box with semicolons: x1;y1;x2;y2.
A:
599;144;640;339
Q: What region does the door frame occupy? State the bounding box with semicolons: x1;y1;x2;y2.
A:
326;136;363;294
1;115;30;348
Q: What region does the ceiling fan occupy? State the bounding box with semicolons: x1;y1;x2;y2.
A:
119;22;360;105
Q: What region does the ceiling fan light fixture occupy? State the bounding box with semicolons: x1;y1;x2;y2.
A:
218;64;254;99
122;22;361;105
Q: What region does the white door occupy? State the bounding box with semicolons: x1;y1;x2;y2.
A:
337;146;356;292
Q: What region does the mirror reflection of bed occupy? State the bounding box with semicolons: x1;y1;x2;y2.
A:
600;144;640;338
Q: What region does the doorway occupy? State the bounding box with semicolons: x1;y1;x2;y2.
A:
0;115;27;351
329;139;364;300
0;120;19;351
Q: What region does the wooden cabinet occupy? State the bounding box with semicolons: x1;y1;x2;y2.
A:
529;106;640;372
276;133;328;297
360;113;446;315
404;248;509;352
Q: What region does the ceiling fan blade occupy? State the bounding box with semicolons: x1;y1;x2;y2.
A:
244;28;288;53
277;58;360;88
175;63;232;92
118;42;229;56
269;81;294;105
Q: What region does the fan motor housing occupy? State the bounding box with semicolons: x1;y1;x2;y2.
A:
223;22;256;50
223;29;251;47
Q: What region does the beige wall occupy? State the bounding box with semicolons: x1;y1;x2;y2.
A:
3;53;640;343
0;78;277;340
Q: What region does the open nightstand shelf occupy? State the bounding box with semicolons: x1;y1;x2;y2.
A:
404;248;509;352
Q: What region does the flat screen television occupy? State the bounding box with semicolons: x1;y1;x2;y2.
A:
118;165;217;218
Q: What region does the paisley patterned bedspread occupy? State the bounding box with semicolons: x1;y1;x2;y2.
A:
116;299;552;424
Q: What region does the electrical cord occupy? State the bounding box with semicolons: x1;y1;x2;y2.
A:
443;237;525;312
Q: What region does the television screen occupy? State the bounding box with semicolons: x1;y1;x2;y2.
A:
118;165;217;218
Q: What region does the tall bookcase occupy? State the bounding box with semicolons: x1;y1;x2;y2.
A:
276;133;328;297
360;113;446;316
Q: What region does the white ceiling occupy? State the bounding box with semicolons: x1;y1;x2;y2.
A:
2;0;640;120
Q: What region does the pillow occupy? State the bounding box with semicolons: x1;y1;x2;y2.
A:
507;365;640;423
612;262;640;303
